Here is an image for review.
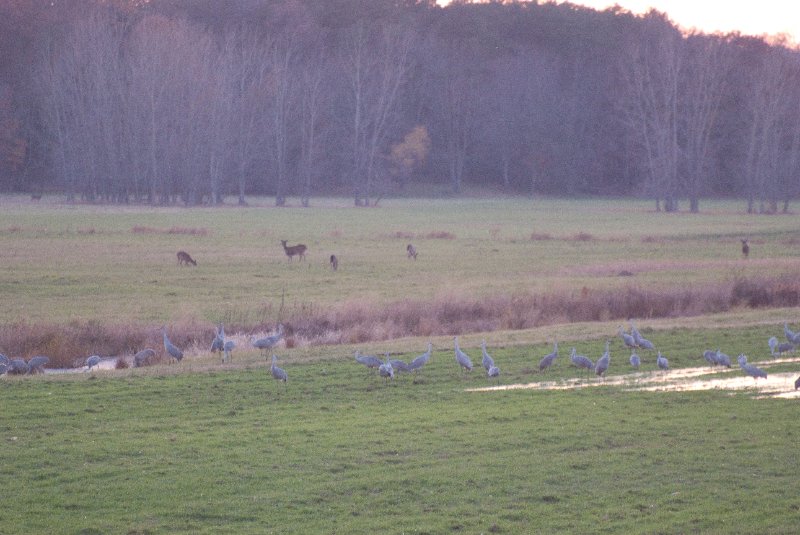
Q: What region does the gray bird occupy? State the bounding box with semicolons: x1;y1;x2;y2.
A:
454;337;473;373
269;354;288;383
389;358;412;374
715;349;731;368
0;363;6;375
378;354;395;382
629;351;640;370
538;341;559;372
487;365;500;379
570;348;594;372
7;358;29;375
619;327;637;349
210;324;225;353
595;341;610;377
703;349;718;367
481;340;495;372
85;355;102;371
768;336;794;357
784;323;800;345
656;351;669;372
162;327;183;362
27;356;49;374
408;343;432;372
252;325;284;355
0;353;8;366
630;321;655;350
223;340;235;363
795;377;800;390
133;348;156;368
355;350;383;370
737;354;766;381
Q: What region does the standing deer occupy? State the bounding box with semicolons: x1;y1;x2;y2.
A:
330;254;338;271
741;239;749;259
280;240;307;262
176;251;197;266
406;243;418;260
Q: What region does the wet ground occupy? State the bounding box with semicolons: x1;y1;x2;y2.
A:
468;356;800;399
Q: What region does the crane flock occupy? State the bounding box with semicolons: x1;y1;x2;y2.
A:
3;320;800;393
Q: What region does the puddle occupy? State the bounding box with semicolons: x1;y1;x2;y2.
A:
468;357;800;398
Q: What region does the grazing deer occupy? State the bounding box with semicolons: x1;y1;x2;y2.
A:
176;250;197;266
741;239;749;259
406;243;418;260
280;240;307;262
330;254;338;271
30;193;42;201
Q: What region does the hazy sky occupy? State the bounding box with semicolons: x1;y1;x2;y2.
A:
557;1;800;41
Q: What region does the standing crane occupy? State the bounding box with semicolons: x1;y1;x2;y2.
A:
162;327;184;362
454;337;473;373
538;341;559;372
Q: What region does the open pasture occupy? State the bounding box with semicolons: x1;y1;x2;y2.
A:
2;324;800;534
1;196;800;355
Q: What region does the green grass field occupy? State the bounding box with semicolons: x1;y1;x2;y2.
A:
2;196;800;533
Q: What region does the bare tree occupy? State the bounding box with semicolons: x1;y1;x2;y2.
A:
343;22;414;206
679;34;731;212
621;12;682;212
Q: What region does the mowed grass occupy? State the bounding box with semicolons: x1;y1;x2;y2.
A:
2;326;800;534
1;196;799;328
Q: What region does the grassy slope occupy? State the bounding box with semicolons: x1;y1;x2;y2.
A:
2;328;800;534
1;197;799;325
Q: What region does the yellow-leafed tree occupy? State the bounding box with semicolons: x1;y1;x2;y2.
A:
389;125;430;189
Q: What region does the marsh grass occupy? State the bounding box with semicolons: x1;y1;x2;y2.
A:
1;327;799;533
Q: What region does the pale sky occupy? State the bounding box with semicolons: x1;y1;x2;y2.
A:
557;1;800;42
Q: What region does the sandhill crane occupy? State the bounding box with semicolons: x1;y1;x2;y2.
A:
223;340;235;363
85;355;102;371
0;354;8;366
768;336;794;357
269;355;288;383
784;323;800;345
741;239;749;259
481;340;495;372
409;343;432;373
630;321;655;350
619;327;637;350
7;358;29;375
703;349;718;368
252;325;284;355
715;349;731;368
595;341;610;377
27;356;49;374
378;354;395;383
795;377;800;390
629;351;640;370
162;327;183;362
133;348;156;368
0;363;6;375
737;354;766;381
487;365;500;380
355;351;383;370
389;358;412;374
656;351;669;372
570;348;594;373
538;341;558;372
210;324;224;353
454;337;473;373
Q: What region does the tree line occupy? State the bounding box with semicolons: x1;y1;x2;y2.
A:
1;0;799;212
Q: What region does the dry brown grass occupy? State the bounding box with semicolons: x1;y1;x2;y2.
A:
3;275;800;367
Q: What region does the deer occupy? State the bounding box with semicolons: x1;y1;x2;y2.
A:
176;251;197;266
30;193;42;201
280;240;307;262
406;243;418;260
741;239;749;259
330;254;338;271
